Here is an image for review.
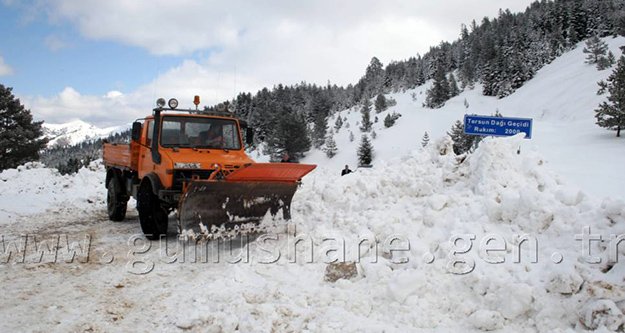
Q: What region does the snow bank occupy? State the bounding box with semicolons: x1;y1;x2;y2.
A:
0;161;106;222
160;135;625;331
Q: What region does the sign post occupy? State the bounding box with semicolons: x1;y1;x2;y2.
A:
463;115;533;139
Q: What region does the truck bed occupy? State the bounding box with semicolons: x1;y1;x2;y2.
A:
103;143;138;170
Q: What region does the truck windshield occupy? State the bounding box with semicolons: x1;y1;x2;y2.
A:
160;116;241;150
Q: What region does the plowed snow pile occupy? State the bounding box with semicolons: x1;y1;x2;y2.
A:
0;161;106;222
2;136;625;332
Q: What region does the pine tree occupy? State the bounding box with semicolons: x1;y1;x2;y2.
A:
425;61;450;108
448;120;480;155
263;109;311;161
357;134;374;166
363;57;385;98
374;94;387;113
583;36;609;65
384;114;394;128
324;134;338;158
0;84;48;171
448;73;460;98
421;131;430;147
334;115;343;131
311;92;331;148
383;112;400;128
360;98;373;132
595;56;625;137
312;115;328;148
598;51;616;70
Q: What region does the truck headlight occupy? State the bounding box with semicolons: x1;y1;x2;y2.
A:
168;98;179;109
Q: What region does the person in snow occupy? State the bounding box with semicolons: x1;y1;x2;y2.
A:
341;165;352;176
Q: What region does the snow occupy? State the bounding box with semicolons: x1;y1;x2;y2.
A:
301;36;625;201
0;161;107;221
1;38;625;331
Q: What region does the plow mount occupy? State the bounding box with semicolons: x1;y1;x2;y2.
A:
177;163;316;237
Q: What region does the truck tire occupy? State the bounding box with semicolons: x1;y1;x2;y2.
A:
137;182;168;240
107;177;127;221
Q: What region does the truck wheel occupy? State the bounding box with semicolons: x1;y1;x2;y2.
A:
137;183;168;240
107;177;127;221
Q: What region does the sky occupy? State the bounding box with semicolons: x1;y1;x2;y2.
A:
0;0;536;127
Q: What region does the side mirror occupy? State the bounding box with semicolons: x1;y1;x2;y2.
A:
131;122;142;142
246;128;254;145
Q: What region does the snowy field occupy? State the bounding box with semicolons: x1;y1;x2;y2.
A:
1;38;625;331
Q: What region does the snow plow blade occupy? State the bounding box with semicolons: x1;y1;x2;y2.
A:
178;163;316;235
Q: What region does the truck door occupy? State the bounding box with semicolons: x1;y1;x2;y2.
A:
138;120;154;178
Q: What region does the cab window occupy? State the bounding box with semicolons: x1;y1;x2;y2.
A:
145;121;154;146
160;116;241;150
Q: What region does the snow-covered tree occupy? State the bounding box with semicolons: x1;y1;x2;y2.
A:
425;60;450;108
0;84;48;171
264;109;311;161
448;73;460;98
357;134;374;166
595;56;625;137
360;98;373;132
583;36;609;67
374;94;387;113
598;51;616;71
363;57;385;98
311;92;331;148
312;116;328;149
421;131;430;147
334;115;343;131
324;134;338;158
384;112;401;128
384;114;394;128
448;120;480;155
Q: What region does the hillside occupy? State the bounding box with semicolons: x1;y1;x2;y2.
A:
300;36;625;200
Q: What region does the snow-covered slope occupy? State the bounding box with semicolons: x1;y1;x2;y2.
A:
43;119;124;147
302;37;625;200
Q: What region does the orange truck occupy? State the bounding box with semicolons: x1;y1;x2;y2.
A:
103;97;316;239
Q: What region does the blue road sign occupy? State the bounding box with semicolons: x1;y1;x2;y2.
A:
464;114;533;139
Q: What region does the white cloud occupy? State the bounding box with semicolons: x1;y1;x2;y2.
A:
25;0;536;126
0;56;14;76
46;0;535;86
23;61;264;126
23;87;141;127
